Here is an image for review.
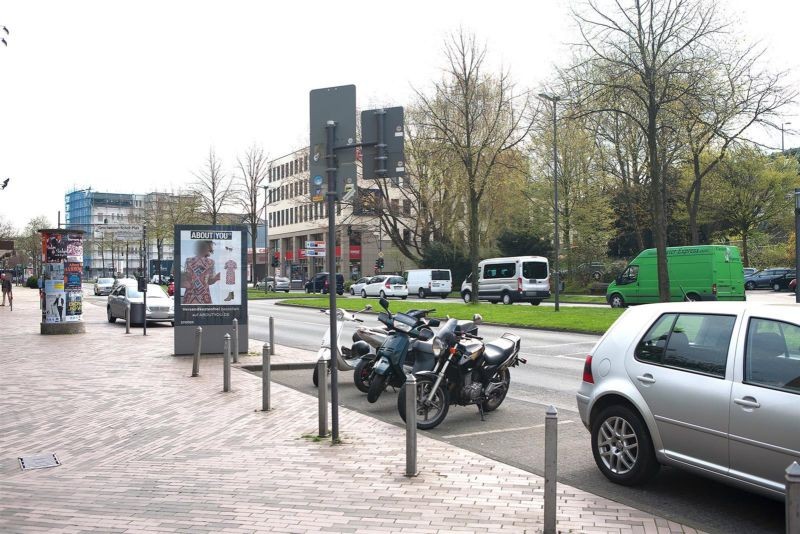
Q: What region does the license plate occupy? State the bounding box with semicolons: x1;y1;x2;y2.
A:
374;359;390;374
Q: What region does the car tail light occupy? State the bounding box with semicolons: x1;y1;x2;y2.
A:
582;355;594;383
517;277;523;292
712;283;717;295
385;280;391;288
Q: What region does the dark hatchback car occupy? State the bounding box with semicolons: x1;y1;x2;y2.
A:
304;272;344;295
744;268;795;290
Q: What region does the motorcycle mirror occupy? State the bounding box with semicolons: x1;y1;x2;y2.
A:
364;304;373;311
379;297;390;310
418;328;434;341
426;318;441;327
472;313;483;325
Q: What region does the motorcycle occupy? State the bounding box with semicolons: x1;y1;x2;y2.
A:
311;305;374;390
398;320;525;430
365;298;481;404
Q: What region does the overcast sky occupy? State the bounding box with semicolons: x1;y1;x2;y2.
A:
0;0;797;233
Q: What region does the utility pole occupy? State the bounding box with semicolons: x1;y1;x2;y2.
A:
538;93;561;312
262;185;270;291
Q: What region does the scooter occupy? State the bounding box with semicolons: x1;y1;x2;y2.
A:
312;305;374;390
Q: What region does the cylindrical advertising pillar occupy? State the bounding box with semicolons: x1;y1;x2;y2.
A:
38;229;86;334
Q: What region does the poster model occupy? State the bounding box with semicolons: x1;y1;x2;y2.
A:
178;229;242;306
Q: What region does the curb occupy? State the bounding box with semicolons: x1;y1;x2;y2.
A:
240;362;317;372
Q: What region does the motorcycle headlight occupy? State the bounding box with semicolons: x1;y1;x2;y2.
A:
393;319;412;333
432;337;444;356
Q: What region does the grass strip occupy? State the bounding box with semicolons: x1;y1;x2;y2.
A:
279;297;622;335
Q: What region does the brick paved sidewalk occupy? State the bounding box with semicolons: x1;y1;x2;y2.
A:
0;287;704;533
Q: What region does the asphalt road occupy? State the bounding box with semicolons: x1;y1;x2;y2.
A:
245;298;784;534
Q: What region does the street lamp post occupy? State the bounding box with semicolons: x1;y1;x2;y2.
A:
538;93;561;312
261;185;270;293
782;122;792;153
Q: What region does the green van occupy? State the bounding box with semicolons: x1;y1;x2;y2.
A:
606;245;746;308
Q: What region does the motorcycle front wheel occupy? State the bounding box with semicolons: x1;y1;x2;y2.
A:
482;368;510;412
353;358;373;393
367;373;387;403
398;375;449;430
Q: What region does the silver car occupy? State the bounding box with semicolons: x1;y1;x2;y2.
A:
107;283;174;326
94;277;115;296
577;302;799;499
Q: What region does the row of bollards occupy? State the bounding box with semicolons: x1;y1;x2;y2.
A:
188;318;275;406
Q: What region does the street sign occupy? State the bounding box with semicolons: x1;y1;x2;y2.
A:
305;249;326;257
309;85;356;201
98;224;143;240
378;251;384;258
305;240;326;249
361;107;405;181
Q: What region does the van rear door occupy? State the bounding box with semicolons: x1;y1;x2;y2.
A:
430;269;451;293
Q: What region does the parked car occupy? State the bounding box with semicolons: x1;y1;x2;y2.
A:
770;271;796;291
151;274;169;284
107;283;174;326
255;276;290;292
404;268;452;298
744;268;795;290
304;272;344;295
361;275;408;299
94;277;115;296
350;277;370;296
460;256;550;305
577;301;799;500
607;245;745;308
743;267;758;277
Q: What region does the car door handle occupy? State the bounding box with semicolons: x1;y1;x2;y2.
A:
734;396;760;409
636;373;656;384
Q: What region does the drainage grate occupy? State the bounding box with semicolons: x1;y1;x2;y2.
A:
18;453;61;470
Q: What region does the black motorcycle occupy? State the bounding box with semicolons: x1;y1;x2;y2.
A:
398;320;525;429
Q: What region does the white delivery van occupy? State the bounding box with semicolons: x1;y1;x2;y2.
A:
404;269;452;299
460;256;550;305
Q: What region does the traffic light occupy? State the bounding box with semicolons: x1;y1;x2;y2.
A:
271;253;280;267
378;257;384;270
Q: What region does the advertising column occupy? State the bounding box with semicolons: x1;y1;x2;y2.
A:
173;225;248;355
39;229;85;335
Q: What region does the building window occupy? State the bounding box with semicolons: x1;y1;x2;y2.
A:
403;199;411;216
391;199;400;214
403;229;411;244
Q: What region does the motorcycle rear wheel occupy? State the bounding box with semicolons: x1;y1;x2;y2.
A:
353;358;373;393
482;368;510;412
398;375;449;430
367;373;387;403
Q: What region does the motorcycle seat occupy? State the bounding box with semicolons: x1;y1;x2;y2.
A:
483;337;516;366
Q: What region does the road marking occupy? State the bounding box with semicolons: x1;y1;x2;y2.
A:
442;420;574;439
555;353;589;361
532;341;597;349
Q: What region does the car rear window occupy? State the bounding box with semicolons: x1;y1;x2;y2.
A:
388;277;405;284
432;270;450;281
745;318;800;394
522;261;548;280
98;278;114;284
635;313;735;378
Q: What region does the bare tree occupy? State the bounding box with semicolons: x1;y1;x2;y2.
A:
193;148;233;225
570;0;728;301
0;215;14;239
235;145;269;286
416;30;535;301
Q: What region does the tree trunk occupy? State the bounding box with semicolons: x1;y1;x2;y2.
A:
688;154;702;245
742;232;749;267
647;94;671;302
469;190;480;303
251;224;257;287
156;239;163;282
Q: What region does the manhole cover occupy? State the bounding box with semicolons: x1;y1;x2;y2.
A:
18;453;61;470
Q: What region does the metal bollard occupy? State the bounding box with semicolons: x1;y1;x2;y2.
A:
788;461;800;534
544;405;558;534
261;343;271;411
125;302;131;334
317;358;328;437
223;333;231;392
192;326;202;377
232;318;239;364
405;374;418;477
269;316;275;356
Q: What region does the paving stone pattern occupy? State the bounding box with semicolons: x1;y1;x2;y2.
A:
0;288;705;533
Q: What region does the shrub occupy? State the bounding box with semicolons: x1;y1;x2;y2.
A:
26;276;38;288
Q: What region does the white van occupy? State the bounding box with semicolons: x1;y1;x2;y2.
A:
460;256;550;305
404;269;452;299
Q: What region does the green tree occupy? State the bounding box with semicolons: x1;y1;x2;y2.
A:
496;228;552;258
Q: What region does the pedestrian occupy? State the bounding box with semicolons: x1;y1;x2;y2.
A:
1;273;12;307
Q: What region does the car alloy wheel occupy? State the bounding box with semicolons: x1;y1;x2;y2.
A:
597;415;639;475
609;293;625;308
418;288;426;299
773;283;781;291
361;289;367;298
